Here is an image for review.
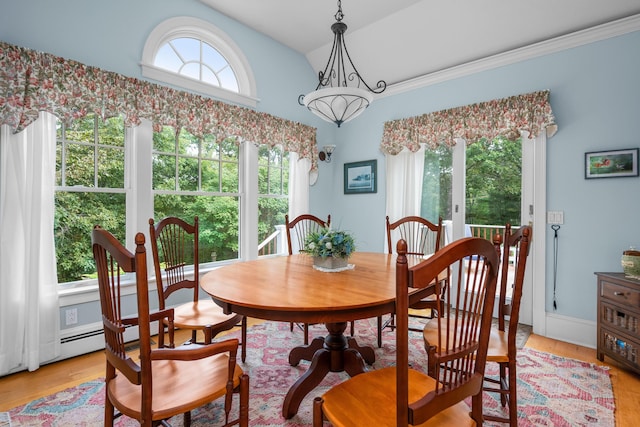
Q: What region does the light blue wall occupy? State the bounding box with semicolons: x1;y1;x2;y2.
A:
315;31;640;322
2;1;639;324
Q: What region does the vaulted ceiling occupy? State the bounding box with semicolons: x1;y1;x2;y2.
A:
201;0;640;87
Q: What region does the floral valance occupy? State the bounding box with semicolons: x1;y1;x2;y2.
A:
380;90;557;155
0;40;318;171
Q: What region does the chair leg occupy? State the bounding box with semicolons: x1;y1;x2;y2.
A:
470;392;483;426
350;320;354;336
377;316;383;348
483;360;517;426
105;391;115;426
290;321;294;331
508;360;518;426
239;374;250;427
499;363;507;406
312;397;325;427
240;316;247;363
304;323;309;345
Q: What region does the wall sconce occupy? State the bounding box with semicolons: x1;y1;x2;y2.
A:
319;145;336;163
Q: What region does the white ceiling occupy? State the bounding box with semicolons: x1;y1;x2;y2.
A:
200;0;640;86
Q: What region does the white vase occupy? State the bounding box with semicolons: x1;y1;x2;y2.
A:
313;256;348;270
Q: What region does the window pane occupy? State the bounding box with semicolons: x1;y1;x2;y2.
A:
202;43;227;70
258;164;268;193
201;135;217;158
65;116;95;142
55;192;126;283
154;194;239;262
270;166;283;194
170;37;200;62
258;196;288;256
65;141;94;187
153;154;176;190
258;146;288;256
181;62;200;80
178;130;198;156
466;137;521;227
55;115;127;285
154;126;177;152
56;139;62;185
178;156;199;191
155;44;182;72
201;67;220;86
421;144;452;222
201;158;220;192
220;138;238;162
97;146;125;188
221;161;238;193
98;116;125;147
218;67;239;92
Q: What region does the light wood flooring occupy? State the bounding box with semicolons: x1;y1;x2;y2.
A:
1;322;638;426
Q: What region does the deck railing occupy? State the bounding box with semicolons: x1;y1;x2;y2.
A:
257;223;517;257
258;224;287;256
467;224;506;243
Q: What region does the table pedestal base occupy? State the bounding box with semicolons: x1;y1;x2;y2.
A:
282;321;376;419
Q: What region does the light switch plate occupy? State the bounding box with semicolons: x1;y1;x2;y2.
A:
547;211;564;225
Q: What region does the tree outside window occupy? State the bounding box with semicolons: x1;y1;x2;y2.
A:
153;127;240;263
54;115;126;283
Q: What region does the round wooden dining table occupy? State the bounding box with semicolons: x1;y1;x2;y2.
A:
200;252;429;419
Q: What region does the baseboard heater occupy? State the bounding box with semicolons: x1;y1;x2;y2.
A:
57;322;158;362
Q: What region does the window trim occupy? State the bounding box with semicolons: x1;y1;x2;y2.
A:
141;16;259;107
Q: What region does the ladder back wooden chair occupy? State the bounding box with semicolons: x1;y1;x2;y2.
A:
482;224;532;426
149;216;247;362
92;226;249;427
285;214;354;344
378;215;444;347
313;237;499;426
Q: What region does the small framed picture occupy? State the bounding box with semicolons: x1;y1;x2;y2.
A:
585;148;639;179
344;160;377;194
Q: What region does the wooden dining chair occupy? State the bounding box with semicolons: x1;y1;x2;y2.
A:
149;216;247;362
378;215;444;347
482;224;532;426
285;213;354;344
313;237;499;426
92;226;249;427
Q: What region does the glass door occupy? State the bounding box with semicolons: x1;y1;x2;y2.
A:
421;136;533;324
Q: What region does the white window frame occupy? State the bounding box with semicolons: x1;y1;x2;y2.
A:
58;119;259;307
141;16;259;107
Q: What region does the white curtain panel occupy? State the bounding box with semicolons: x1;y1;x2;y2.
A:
287;151;311;254
384;145;426;253
0;112;60;375
288;151;310;221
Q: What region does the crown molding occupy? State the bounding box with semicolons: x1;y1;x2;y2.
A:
381;13;640;99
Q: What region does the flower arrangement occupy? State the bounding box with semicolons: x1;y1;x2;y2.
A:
304;227;356;259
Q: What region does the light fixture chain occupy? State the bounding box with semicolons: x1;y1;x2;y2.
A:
335;0;344;22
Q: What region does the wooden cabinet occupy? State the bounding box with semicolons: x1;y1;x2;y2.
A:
596;272;640;374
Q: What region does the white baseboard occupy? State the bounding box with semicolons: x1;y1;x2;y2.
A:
542;313;597;349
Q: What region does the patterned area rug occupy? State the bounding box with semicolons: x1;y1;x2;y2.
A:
6;319;613;426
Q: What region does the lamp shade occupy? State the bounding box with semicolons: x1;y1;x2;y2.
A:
302;87;373;127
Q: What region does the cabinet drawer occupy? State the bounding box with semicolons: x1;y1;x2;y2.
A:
601;302;639;334
600;327;639;369
601;281;640;309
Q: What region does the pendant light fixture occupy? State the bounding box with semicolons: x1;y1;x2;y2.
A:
299;0;386;127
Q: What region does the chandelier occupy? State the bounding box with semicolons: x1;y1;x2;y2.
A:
299;0;386;127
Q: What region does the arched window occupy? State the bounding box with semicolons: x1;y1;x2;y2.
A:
141;17;258;107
